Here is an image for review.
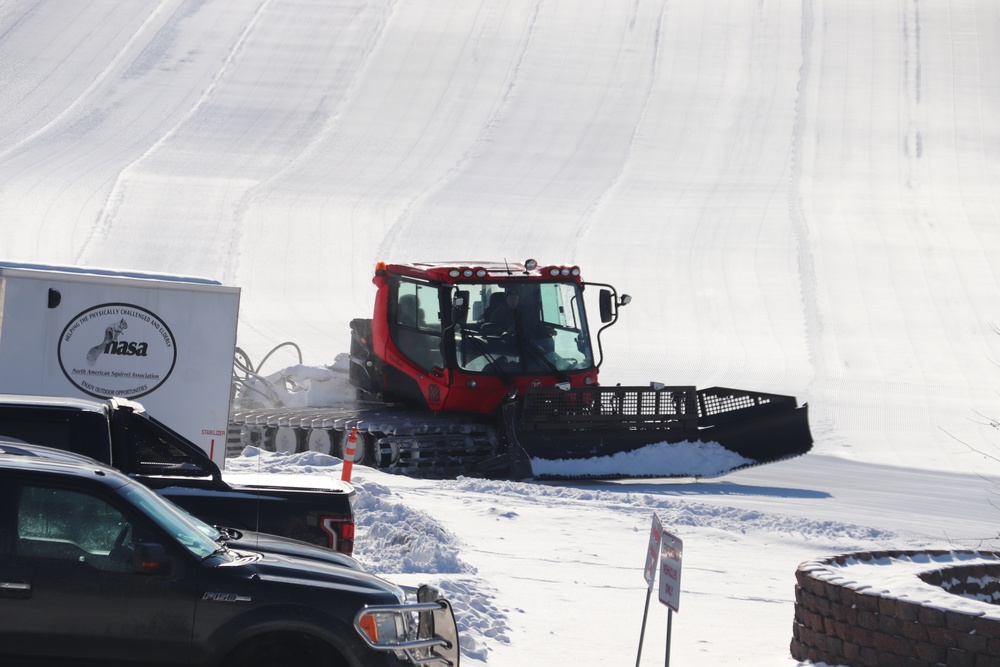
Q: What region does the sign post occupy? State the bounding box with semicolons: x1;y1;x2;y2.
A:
658;531;683;666
635;513;664;667
636;513;683;667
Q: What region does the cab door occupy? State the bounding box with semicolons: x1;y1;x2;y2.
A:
0;475;197;665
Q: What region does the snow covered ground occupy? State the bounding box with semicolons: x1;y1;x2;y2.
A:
223;446;1000;665
3;0;1000;664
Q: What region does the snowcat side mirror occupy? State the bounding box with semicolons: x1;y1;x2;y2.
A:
599;289;614;323
452;290;469;324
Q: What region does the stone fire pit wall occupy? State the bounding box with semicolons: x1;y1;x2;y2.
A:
790;550;1000;666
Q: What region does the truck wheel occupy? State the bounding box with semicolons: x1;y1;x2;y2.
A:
382;438;400;468
273;427;302;454
339;431;377;467
260;427;278;452
306;428;334;455
224;632;336;667
240;425;264;449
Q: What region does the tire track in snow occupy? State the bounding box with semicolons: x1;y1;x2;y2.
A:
788;0;823;404
565;0;669;258
374;0;544;261
0;0;179;163
75;0;274;264
447;477;900;549
223;0;402;285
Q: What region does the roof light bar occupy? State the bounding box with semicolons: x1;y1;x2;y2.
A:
542;264;581;278
446;266;490;280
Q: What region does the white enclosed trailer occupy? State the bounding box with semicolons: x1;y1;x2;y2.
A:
0;262;239;466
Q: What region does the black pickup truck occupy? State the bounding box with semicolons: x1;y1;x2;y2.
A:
0;441;459;667
0;394;356;555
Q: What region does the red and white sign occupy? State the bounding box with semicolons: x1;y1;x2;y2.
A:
644;513;663;590
658;530;683;612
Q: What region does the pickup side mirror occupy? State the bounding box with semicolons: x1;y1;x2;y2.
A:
133;542;172;575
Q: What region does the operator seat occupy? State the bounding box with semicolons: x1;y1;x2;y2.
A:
481;292;506;324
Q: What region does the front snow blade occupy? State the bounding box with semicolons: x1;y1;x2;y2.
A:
503;385;812;480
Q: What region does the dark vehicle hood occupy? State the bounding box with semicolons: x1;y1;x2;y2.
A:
225;530;363;570
220;548;403;598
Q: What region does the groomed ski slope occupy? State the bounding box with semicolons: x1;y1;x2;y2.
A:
2;1;1000;664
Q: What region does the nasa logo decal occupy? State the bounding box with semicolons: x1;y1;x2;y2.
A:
58;303;177;399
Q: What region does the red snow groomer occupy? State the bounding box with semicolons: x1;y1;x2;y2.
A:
341;259;812;480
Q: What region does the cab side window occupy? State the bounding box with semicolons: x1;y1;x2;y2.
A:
17;485;134;572
392;281;444;370
126;416;212;478
0;411;111;462
0;481;14;556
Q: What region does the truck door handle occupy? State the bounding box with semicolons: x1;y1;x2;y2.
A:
0;581;32;599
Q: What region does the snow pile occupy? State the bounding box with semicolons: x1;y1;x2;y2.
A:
234;353;356;409
530;440;754;478
349;473;513;662
226;448;473;575
227;447;345;475
432;578;512;661
351;476;472;575
223;446;351;491
226;448;506;662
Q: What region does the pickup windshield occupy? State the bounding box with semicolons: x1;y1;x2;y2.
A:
454;281;594;375
121;482;224;560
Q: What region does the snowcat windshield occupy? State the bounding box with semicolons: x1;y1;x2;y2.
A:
454;281;594;375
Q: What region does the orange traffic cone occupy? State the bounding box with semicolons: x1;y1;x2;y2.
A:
341;427;358;482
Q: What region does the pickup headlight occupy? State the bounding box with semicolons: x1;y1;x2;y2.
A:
356;609;408;645
354;585;460;666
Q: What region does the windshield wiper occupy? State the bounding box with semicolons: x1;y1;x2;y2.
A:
459;326;513;386
201;546;231;561
214;525;244;542
514;333;571;383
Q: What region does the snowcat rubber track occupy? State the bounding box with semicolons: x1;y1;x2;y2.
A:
506;385;813;480
229;386;810;481
229;405;497;478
